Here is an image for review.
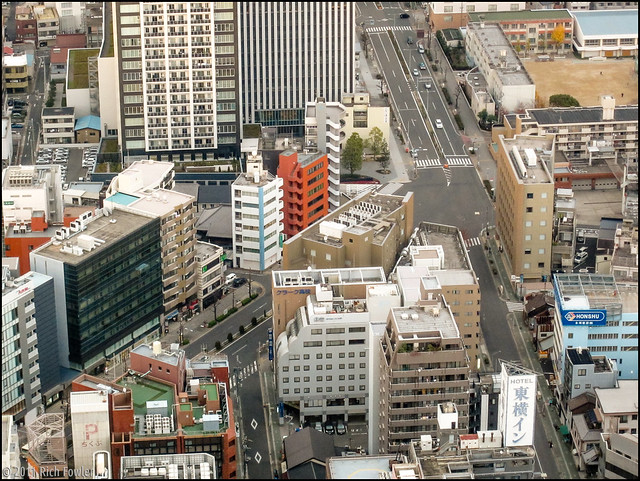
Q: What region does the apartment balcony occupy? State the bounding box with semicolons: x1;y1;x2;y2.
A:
191;17;210;24
146;65;165;71
328;185;340;197
326;130;341;142
148;110;166;117
191;40;211;47
169;64;189;70
148;133;168;139
327;162;340;175
147;99;166;105
168;42;188;48
195;131;215;138
326;141;340;153
289;216;304;227
145;30;165;37
192;62;212;69
325;118;342;130
193;98;211;104
169;87;189;93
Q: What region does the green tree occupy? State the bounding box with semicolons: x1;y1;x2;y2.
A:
45;98;54;108
477;109;488;125
364;127;385;161
341;132;364;175
239;325;245;335
227;332;234;343
215;341;222;350
549;94;580;107
377;141;391;173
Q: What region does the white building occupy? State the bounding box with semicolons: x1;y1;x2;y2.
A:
231;153;283;270
305;93;391;209
2;165;64;227
570;9;638;59
104;160;197;315
275;282;400;427
239;2;355;135
465;22;536;116
104;2;240;159
42;107;75;145
195;241;225;309
70;390;111;478
44;2;86;34
2;267;44;424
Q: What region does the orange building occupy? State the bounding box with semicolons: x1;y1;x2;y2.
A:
277;150;329;237
3;212;55;276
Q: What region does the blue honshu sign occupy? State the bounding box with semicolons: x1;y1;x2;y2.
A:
563;309;606;326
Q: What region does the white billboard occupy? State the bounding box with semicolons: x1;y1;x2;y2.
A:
70;391;111;479
498;369;537;447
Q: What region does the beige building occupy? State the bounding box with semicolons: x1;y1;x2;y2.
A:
376;303;470;452
282;190;414;277
33;5;59;48
104;160;198;315
394;222;483;371
271;267;388;339
495;134;555;280
427;2;526;31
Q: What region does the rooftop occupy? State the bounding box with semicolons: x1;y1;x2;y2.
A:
113;159;175;193
391;305;460;340
131;344;183;367
467;22;533;86
571;9;638;37
397;221;472;271
33;209;156;265
528;105;638;125
3;54;27;67
42;106;75;117
502;135;554;184
553;273;625;312
67;48;100;89
272;267;386;287
195;205;232;239
125;189;194;217
327;455;407;479
596;380;638;415
120;453;216;479
74;115;101;131
117;374;176;419
2;164;61;190
469;9;573;22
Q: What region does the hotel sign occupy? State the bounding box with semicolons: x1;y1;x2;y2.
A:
498;371;537;447
563;309;606;326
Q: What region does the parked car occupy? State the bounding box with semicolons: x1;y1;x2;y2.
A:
314;421;323;432
336;420;347;435
324;422;335;435
232;277;247;288
574;251;588;264
11;123;23;129
225;273;237;284
434;119;443;129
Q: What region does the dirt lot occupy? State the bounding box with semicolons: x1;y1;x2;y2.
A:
522;57;638;108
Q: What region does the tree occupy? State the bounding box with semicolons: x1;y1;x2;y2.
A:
364;127;385;161
377;141;391;173
549;94;580;107
215;341;222;351
227;332;234;343
239;325;245;335
551;24;565;51
341;132;364;175
477;109;488;125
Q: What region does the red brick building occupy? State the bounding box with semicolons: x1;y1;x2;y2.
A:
15;6;37;43
277;150;329;237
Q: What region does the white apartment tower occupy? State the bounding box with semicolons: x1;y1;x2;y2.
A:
231;153;284;270
239;2;356;136
111;2;240;159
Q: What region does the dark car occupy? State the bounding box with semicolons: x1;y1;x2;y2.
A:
233;277;247;288
399;12;410;18
324;422;335;435
11;123;24;129
336;420;347;435
13;100;27;107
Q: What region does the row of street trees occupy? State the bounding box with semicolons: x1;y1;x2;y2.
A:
341;127;391;176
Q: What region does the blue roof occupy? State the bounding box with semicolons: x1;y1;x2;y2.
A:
74;115;101;131
572;10;638;37
106;192;139;206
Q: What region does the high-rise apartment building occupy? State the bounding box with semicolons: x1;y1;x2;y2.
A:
239;2;355;136
231;153;283;270
107;2;240;159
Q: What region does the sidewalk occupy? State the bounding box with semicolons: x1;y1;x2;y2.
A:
356;37;414;184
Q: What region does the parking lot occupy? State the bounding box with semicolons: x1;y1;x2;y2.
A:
35;145;97;185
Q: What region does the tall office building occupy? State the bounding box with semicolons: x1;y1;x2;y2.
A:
239;2;355;135
108;2;240;159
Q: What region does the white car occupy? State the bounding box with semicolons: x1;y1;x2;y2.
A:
434;119;443;129
225;273;237;284
412;68;419;76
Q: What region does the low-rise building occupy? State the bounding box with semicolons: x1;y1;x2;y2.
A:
75;114;101;143
609;219;638;286
563;348;618;403
195;241;225;310
3;54;29;94
66;48;101;118
33;5;59;48
570;9;638;58
427;2;526;31
120;453;217;479
465;22;536;116
15;5;37;43
468;9;573;55
42;106;75;144
282;190;414;277
598;432;638;479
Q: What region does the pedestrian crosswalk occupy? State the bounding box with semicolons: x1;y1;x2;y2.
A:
444;155;473;166
506;301;525;312
414;156;473;169
415;158;442;168
229;360;257;389
465;237;481;248
366;25;412;33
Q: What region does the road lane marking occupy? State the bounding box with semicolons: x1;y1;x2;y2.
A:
232;345;247;356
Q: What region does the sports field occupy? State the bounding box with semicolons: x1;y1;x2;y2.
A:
522;57;638;108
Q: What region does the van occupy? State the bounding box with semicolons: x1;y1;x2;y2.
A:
574;251;588;264
225;273;237;284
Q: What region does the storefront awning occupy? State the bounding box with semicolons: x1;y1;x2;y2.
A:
166;309;179;320
559;425;570;436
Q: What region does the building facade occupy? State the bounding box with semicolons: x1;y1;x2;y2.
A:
570;9;638;58
239;2;355;136
427;2;526;31
282;190;415;276
231;153;284;270
277;150;329;237
30;209;164;373
109;1;241;159
195;241;225;309
551;274;638;410
33;5;59;48
377;303;470;453
465;22;536;116
495;135;555;280
42;107;76;144
15;6;38;43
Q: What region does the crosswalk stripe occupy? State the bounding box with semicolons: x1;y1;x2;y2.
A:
506;302;524;312
366;25;412;33
444;155;473;166
465;237;481;247
415;158;441;168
